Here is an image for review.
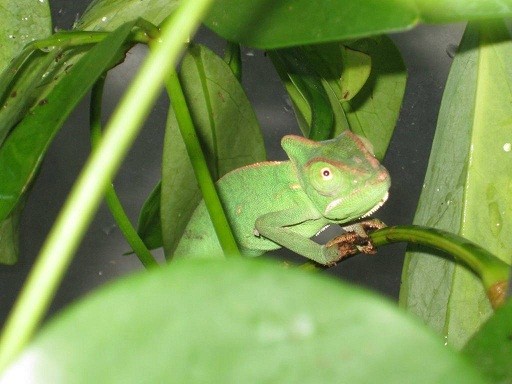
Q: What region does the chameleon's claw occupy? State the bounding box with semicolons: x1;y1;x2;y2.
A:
325;219;387;262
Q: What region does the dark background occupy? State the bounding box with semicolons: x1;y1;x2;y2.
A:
0;1;464;325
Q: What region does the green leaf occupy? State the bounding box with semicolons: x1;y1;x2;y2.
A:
0;0;51;73
327;45;371;103
160;44;266;257
204;0;512;49
0;259;488;383
342;36;406;159
0;22;137;222
400;22;512;349
463;299;512;383
76;0;179;30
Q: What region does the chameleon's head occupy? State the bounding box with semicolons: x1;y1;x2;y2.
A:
281;131;390;223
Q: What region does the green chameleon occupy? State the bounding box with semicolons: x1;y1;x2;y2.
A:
173;131;390;265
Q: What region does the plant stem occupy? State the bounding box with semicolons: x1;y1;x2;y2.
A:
90;76;159;269
165;70;241;258
0;0;214;371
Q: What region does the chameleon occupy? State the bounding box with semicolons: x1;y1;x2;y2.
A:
172;131;390;265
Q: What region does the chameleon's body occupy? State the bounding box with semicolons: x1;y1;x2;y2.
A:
173;131;390;265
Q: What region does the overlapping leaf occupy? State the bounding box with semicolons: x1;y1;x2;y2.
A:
0;22;137;222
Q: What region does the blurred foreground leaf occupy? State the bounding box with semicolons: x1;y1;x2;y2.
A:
0;259;488;383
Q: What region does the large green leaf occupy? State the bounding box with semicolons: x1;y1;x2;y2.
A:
159;44;266;257
0;259;488;383
0;22;137;222
463;299;512;383
400;22;512;349
204;0;512;49
76;0;179;30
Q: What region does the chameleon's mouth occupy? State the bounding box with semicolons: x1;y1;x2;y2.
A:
361;191;389;218
324;191;389;220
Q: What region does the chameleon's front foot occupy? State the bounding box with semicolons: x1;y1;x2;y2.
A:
323;219;386;266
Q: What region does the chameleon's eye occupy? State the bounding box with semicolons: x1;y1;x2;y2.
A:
308;161;341;196
321;167;333;180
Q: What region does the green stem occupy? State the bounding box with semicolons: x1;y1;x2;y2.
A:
0;0;214;371
165;70;241;258
90;76;158;269
370;225;510;307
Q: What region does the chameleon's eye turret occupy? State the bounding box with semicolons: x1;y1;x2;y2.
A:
307;160;345;197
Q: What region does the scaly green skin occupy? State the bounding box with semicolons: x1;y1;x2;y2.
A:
173;131;390;265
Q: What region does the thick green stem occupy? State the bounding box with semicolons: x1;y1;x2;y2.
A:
165;70;241;258
90;76;158;269
0;0;214;371
299;225;510;308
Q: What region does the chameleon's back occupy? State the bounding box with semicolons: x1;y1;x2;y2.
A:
172;160;315;259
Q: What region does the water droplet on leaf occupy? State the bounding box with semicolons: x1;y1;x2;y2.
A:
446;44;458;58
